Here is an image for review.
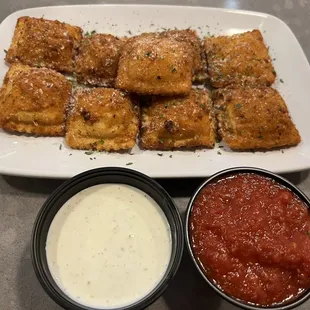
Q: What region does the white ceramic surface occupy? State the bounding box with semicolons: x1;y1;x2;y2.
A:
0;4;309;178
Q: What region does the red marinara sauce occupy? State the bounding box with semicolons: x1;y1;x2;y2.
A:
190;173;310;306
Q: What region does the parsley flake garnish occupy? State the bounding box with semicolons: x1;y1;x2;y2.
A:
280;78;284;83
4;49;7;54
169;155;172;158
145;51;151;57
85;30;96;38
85;151;94;155
217;151;222;155
126;162;133;166
170;64;177;73
236;103;242;109
59;144;62;150
157;153;163;157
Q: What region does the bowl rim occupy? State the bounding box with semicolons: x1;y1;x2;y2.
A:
185;166;310;310
31;167;184;310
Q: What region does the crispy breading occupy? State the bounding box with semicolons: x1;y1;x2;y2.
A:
204;30;275;88
66;88;139;151
115;34;194;95
0;63;71;136
214;87;301;150
5;17;83;72
140;89;216;150
159;29;207;83
75;34;125;87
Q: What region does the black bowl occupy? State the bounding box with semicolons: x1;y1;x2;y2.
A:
31;167;184;310
185;167;310;310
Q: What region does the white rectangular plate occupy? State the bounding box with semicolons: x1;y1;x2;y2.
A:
0;5;310;178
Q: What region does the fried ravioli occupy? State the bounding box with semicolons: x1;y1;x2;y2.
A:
140;89;216;150
0;64;71;136
6;17;83;72
66;88;139;151
160;29;207;83
115;35;194;95
75;34;125;87
204;30;275;88
214;87;301;150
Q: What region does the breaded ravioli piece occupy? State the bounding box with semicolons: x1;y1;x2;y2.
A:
6;17;83;72
214;87;301;150
0;64;71;136
115;35;194;95
75;34;125;87
66;88;139;151
160;29;207;83
140;89;216;150
204;30;275;88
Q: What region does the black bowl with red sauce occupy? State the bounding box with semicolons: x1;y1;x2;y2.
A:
185;167;310;310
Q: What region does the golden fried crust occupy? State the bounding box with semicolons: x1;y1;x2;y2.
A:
214;87;301;150
204;30;275;88
66;88;139;151
140;89;216;150
75;34;125;87
0;64;71;136
160;29;207;83
6;17;83;72
115;35;193;95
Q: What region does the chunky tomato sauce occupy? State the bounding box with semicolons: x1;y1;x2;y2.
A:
190;173;310;306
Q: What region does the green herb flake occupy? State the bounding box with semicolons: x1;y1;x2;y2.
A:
169;155;172;158
85;30;96;38
59;144;62;150
199;104;205;109
272;70;277;76
99;139;105;144
170;64;177;73
258;135;264;139
236;103;242;109
159;113;164;118
280;78;284;83
126;162;133;166
281;150;284;154
217;151;222;155
69;153;72;156
159;139;164;144
127;30;132;35
85;151;94;155
4;49;7;54
157;153;163;157
145;51;151;57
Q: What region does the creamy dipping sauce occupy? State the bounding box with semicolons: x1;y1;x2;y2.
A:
46;184;172;309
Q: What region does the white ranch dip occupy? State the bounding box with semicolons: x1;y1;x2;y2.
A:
46;184;172;309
